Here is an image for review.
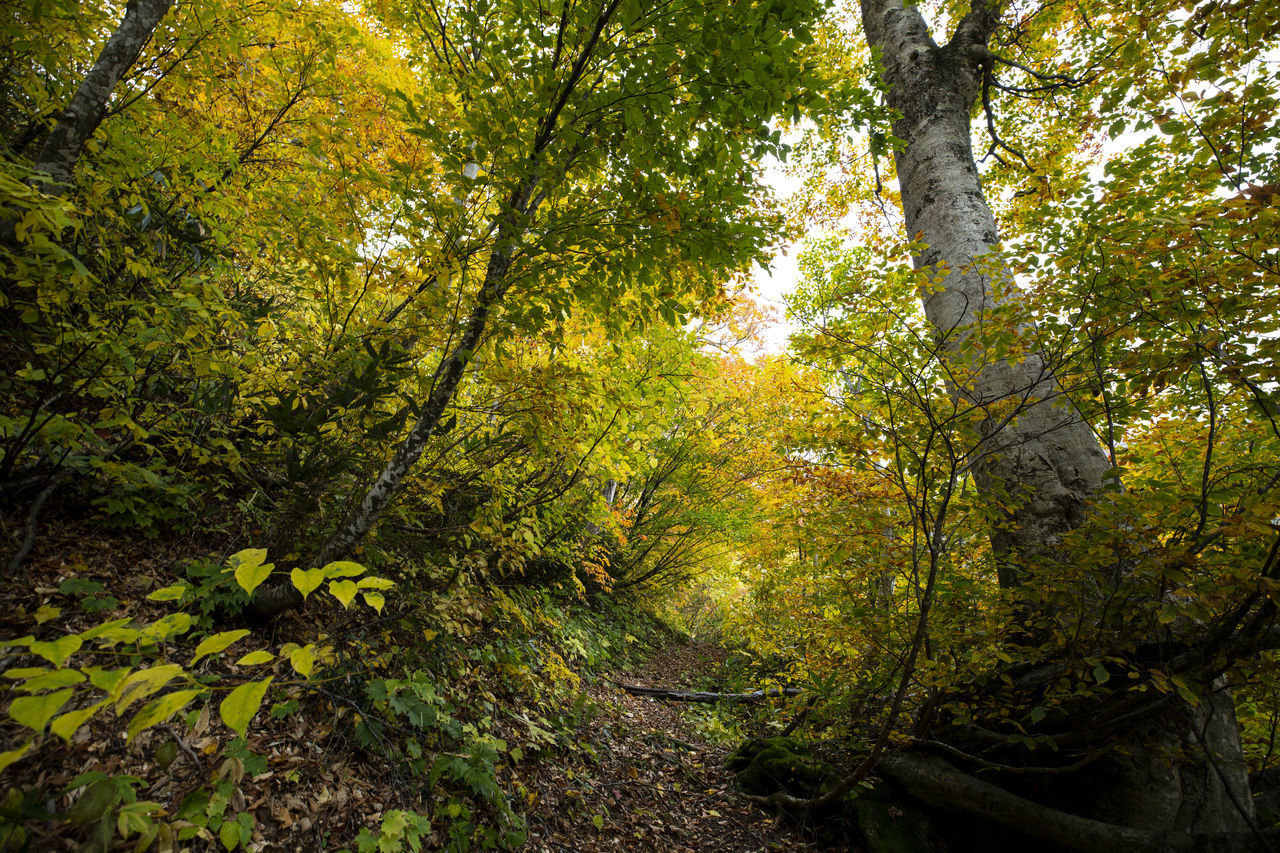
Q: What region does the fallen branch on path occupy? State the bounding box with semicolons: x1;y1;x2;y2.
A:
616;684;800;704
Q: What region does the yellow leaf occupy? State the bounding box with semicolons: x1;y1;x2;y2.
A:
219;677;272;738
356;577;395;590
231;549;274;596
128;689;203;742
10;688;74;732
147;584;188;602
34;605;61;624
50;699;108;744
290;568;326;599
289;645;317;679
191;630;251;665
30;635;82;667
0;739;34;774
321;560;365;579
235;650;275;666
328;580;358;608
114;665;184;714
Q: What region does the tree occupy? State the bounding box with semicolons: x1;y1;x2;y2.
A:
764;0;1280;845
302;0;825;571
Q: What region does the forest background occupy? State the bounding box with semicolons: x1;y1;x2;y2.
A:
0;0;1278;850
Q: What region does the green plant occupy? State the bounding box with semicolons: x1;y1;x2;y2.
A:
0;548;388;848
352;809;433;853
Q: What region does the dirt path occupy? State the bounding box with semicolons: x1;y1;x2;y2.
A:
522;642;837;852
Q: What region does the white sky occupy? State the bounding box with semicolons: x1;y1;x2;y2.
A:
749;153;805;354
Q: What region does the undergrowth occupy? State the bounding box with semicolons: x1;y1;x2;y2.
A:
0;533;684;852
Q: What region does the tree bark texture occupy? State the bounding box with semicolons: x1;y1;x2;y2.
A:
859;0;1253;835
34;0;174;193
860;0;1113;580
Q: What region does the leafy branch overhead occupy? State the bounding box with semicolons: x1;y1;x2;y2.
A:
0;0;1278;850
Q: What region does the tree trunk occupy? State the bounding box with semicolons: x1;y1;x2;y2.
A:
34;0;174;193
858;0;1254;835
246;208;530;621
1;0;173;247
861;0;1112;582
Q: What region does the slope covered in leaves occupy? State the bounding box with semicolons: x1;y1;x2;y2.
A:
0;518;837;851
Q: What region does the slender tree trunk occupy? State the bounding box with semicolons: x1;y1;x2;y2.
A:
34;0;174;193
859;0;1254;834
247;202;533;620
314;230;522;568
245;0;626;623
1;0;173;247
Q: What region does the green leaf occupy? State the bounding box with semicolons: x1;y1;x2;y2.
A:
328;580;358;608
10;687;74;732
191;630;251;665
321;560;365;578
1092;664;1110;685
290;567;326;599
51;699;108;743
117;800;161;839
220;678;272;737
219;818;240;850
235;650;275;666
69;779;116;826
231;549;274;596
30;635;82;667
361;591;385;614
147;584;189;602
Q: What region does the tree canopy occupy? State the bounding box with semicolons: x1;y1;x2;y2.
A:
0;0;1278;849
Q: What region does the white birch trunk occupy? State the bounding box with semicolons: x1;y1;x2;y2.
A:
35;0;174;193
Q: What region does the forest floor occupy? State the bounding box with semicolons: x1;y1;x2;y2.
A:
520;641;839;852
0;519;848;851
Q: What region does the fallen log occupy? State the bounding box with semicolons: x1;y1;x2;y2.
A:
616;683;801;704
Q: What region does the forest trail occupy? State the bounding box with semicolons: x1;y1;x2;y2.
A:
521;642;833;852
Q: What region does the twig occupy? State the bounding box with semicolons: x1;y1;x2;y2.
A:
163;723;206;774
980;67;1031;169
4;472;66;577
780;696;817;737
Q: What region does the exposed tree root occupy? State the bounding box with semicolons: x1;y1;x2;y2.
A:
875;752;1277;853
